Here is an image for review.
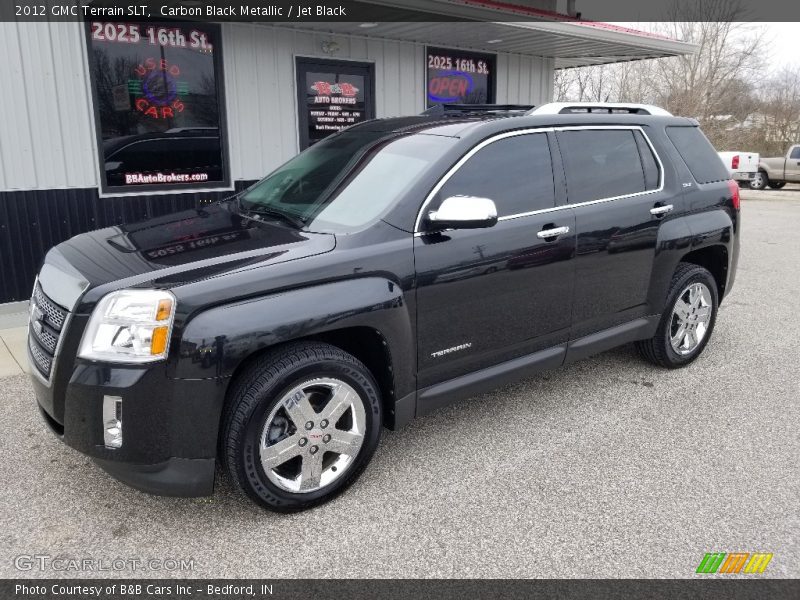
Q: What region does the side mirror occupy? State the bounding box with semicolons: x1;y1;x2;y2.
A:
426;196;498;230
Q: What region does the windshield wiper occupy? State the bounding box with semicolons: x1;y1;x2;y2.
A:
239;205;306;230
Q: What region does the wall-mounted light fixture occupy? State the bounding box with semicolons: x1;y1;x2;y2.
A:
321;40;340;55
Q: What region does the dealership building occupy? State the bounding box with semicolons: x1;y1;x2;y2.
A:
0;0;695;304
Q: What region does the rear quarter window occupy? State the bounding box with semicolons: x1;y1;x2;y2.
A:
666;126;729;184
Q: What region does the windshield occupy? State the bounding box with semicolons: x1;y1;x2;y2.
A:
238;130;454;232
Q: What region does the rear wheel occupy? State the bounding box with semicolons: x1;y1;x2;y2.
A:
222;342;382;512
750;171;768;190
636;263;718;368
768;181;786;189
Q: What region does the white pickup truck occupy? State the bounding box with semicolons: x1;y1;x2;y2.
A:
752;144;800;190
718;151;760;187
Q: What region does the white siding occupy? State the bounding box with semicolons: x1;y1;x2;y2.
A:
0;22;98;190
221;23;431;181
0;21;554;192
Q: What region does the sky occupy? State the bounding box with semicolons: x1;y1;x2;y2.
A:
613;22;797;74
745;22;797;72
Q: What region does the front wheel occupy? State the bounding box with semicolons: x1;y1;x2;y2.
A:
221;342;382;512
750;171;768;190
636;263;719;368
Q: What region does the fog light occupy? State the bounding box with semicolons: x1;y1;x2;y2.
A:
103;395;122;449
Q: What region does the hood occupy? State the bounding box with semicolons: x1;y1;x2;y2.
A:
43;202;335;311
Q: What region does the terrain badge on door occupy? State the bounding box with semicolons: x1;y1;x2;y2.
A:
431;343;473;358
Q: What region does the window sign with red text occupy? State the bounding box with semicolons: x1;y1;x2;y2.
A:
87;22;228;192
426;47;495;107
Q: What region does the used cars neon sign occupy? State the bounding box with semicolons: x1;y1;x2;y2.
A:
131;58;186;119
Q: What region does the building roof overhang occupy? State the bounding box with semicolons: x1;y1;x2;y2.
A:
283;0;697;68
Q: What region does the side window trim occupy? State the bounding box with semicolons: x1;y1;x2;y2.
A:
633;129;661;192
414;125;665;233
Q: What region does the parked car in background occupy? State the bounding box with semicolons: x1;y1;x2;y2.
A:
752;144;800;190
718;151;759;187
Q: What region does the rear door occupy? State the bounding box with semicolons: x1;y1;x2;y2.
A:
414;131;576;389
555;126;671;338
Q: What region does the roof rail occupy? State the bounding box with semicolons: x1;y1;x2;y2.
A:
422;103;535;117
528;102;672;116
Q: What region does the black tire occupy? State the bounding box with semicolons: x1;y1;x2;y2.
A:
221;342;382;512
636;263;719;369
750;171;768;190
768;181;786;189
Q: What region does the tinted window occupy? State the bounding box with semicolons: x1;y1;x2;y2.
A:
634;130;660;190
558;129;645;204
790;146;800;159
436;134;555;217
88;22;227;191
666;126;729;184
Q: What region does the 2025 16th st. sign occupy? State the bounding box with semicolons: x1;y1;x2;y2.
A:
426;46;496;107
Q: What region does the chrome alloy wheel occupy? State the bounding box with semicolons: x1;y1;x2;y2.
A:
669;282;713;355
259;378;366;493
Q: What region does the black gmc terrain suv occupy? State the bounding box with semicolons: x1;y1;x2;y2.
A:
28;103;740;512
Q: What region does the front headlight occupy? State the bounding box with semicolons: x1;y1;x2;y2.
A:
78;289;176;363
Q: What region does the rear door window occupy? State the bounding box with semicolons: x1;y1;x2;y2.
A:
666;126;729;184
436;133;556;217
556;129;646;204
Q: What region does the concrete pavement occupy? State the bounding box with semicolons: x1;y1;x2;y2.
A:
0;302;27;377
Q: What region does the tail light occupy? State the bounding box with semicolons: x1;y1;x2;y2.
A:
727;180;740;211
731;154;740;169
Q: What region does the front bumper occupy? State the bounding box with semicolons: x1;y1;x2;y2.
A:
31;360;229;497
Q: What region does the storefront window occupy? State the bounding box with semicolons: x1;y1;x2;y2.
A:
296;58;375;150
87;22;228;193
426;46;496;107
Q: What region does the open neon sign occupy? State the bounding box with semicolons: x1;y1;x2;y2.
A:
428;70;474;103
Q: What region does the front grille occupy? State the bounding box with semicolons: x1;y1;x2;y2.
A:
28;284;69;378
31;321;59;354
32;284;67;331
28;336;53;375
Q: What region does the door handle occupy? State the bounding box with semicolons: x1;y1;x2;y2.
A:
537;226;570;239
650;204;673;217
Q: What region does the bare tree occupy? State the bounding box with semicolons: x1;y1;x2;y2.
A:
553;0;770;150
755;66;800;155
